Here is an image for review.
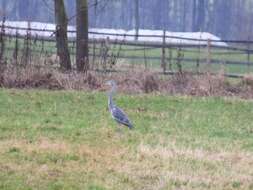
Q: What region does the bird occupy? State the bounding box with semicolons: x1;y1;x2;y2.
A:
106;80;133;129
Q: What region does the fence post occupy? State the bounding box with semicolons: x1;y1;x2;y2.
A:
144;43;147;70
168;47;172;71
161;29;166;74
206;38;211;72
0;17;5;65
28;21;32;65
39;37;45;61
100;37;109;72
92;39;96;70
206;39;211;65
196;43;201;73
13;30;19;65
247;41;251;70
176;48;183;75
71;41;75;66
114;39;122;72
22;21;31;65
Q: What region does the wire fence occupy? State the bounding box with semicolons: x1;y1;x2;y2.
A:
1;21;253;77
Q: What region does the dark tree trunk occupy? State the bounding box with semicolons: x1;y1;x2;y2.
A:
0;17;5;64
54;0;72;70
134;0;139;40
76;0;89;72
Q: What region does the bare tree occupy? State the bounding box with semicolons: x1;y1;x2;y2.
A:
76;0;89;72
54;0;71;70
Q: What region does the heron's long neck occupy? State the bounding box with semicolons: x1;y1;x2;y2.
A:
108;93;114;108
108;86;115;108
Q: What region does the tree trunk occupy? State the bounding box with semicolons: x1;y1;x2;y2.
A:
76;0;89;72
134;0;139;40
54;0;71;70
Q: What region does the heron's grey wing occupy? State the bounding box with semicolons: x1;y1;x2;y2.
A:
111;106;133;129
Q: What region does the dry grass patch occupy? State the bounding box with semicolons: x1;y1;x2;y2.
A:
2;65;253;99
0;136;135;189
0;138;70;154
125;143;253;189
0;136;252;189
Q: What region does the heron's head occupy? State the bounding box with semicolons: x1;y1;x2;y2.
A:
105;80;117;94
105;80;116;87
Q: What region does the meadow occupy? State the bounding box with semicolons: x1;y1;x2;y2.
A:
0;89;252;190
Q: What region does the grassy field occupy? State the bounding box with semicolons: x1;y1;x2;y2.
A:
0;89;252;190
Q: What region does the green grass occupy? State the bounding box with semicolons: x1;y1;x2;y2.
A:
0;89;252;190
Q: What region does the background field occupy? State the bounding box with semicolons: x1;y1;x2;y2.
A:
2;26;253;76
4;36;253;73
0;89;252;190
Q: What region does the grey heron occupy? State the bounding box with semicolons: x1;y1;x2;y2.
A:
106;80;133;129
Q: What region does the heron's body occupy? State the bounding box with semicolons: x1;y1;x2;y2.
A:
107;80;133;129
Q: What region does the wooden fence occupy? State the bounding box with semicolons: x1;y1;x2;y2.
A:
0;22;253;77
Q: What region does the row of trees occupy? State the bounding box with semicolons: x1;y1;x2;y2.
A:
54;0;88;71
1;0;253;40
88;0;253;40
